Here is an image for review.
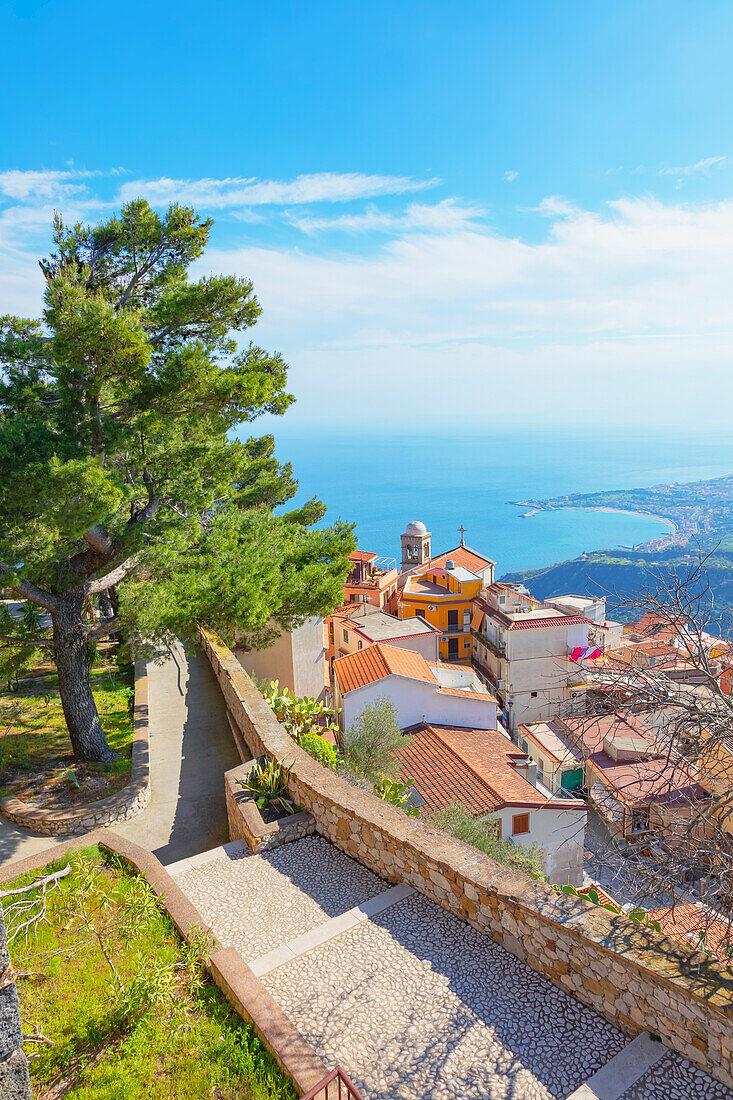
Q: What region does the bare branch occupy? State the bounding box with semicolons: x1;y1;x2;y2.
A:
0;635;53;647
0;864;71;943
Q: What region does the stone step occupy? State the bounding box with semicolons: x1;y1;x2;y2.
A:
567;1032;667;1100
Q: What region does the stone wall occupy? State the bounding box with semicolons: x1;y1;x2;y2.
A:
225;759;316;852
0;659;151;837
201;629;733;1089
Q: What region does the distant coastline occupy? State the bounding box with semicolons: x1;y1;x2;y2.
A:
508;472;733;557
510;502;677;549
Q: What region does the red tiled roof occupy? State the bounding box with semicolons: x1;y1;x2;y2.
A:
397;724;560;813
430;545;495;572
645;903;733;967
508;614;589;631
349;550;378;563
334;643;437;694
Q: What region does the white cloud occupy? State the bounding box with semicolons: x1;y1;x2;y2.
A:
287;199;483;235
4;167;733;428
0;168;93;201
201;194;733;427
504;170;519;182
115;172;439;209
658;156;726;177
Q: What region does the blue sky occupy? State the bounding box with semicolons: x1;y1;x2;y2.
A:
2;0;733;430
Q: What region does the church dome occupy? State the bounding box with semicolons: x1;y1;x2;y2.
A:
404;520;428;536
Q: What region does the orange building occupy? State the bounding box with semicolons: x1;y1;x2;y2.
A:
343;550;399;609
398;560;482;663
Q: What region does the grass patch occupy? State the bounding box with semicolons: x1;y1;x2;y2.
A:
3;847;297;1100
0;648;135;808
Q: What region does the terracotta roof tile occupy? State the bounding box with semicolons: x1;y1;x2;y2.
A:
397;724;555;814
645;904;733;967
508;614;589;631
430;545;495;572
334;643;437;695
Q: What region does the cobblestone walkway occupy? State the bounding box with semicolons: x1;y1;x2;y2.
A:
170;836;733;1100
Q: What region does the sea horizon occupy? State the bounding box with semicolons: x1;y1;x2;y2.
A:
262;425;733;577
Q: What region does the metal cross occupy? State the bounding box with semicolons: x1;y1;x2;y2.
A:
458;524;467;545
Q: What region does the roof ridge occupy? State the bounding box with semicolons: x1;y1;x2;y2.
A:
426;723;532;806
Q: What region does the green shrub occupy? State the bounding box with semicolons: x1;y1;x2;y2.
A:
299;731;339;770
431;801;546;880
374;773;420;815
342;697;411;782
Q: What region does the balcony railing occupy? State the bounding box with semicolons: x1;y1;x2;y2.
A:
301;1066;365;1100
471;629;506;659
443;624;470;635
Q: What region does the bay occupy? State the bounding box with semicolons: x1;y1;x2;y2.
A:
264;427;733;576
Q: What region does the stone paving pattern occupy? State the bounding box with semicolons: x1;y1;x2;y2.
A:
175;835;733;1100
621;1050;733;1100
263;889;629;1100
173;834;387;960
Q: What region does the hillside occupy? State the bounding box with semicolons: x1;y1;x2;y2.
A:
501;548;733;625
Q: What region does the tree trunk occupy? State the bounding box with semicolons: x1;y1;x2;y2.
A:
52;591;116;762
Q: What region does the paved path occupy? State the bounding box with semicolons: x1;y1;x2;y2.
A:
170;835;733;1100
0;644;239;869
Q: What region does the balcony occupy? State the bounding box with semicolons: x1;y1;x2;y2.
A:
471;629;506;659
443;624;470;636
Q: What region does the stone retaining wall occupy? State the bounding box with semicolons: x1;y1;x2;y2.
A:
225;759;316;852
201;628;733;1089
0;659;151;837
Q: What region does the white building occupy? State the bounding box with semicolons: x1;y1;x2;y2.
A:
544;594;623;651
333;642;497;732
397;722;586;885
235;617;326;701
330;604;440;664
471;583;591;730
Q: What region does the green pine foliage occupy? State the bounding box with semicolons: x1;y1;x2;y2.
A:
0;201;355;759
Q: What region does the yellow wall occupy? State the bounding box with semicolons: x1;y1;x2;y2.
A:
398;570;480;662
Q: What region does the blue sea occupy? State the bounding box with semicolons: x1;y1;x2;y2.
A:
263;427;733;577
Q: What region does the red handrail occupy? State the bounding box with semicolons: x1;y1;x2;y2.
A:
300;1064;365;1100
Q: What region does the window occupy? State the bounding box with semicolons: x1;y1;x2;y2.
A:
530;691;538;699
512;813;530;836
417;607;427;619
499;595;506;604
464;639;471;648
343;630;349;642
358;641;363;650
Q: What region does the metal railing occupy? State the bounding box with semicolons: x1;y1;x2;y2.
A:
470;628;506;659
301;1066;365;1100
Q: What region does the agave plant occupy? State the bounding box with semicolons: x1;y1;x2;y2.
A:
242;756;296;815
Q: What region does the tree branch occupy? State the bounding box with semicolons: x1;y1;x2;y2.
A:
0;635;53;647
85;555;139;595
83;617;119;641
0;565;58;612
83;525;114;556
